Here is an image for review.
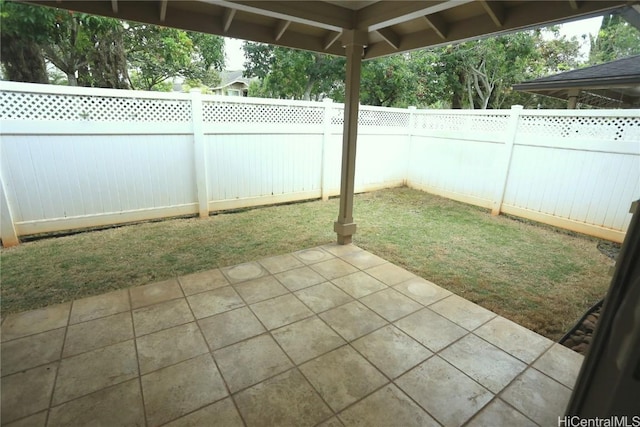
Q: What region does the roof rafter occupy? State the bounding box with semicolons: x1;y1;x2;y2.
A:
274;19;290;41
323;30;342;50
376;27;401;50
356;0;474;31
480;0;504;28
423;13;448;40
222;7;236;33
159;0;168;22
215;0;353;32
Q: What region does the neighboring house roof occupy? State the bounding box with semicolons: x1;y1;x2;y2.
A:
212;71;252;91
513;55;640;108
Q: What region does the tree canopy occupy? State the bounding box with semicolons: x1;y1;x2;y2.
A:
0;0;225;90
243;28;581;109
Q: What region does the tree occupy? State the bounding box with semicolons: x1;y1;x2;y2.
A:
589;14;640;64
0;1;53;83
243;42;344;100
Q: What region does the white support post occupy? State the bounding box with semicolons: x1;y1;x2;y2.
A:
492;105;523;216
406;106;417;185
190;89;209;218
321;98;333;201
0;173;19;247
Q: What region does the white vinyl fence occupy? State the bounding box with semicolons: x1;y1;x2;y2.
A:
1;81;638;246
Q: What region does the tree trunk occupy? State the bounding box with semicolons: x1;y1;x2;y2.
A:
66;72;78;86
0;35;49;84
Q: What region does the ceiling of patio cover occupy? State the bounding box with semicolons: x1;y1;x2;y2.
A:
25;1;637;59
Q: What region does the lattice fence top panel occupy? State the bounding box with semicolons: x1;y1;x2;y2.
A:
517;114;640;142
413;113;510;132
330;108;410;127
203;100;324;125
1;91;192;122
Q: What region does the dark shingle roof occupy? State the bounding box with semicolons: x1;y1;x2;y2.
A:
514;55;640;89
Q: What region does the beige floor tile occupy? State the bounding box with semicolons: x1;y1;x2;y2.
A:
165;398;244;427
474;316;554;364
1;328;64;376
440;334;526;393
396;356;493;426
294;282;353;313
234;369;333;427
360;288;422;322
466;399;537;427
331;271;387;298
339;384;438;427
3;411;47;427
52;340;138;405
394;308;467;352
340;250;386;270
69;289;129;324
221;261;267;284
129;279;183;309
293;247;335;264
393;277;451;306
320;301;387;341
132;298;194;337
533;343;584;389
502;368;572;426
214;334;293;392
272;317;345;364
48;379;144;427
63;312;133;357
364;263;415;286
259;253;304;274
186;286;244;319
275;266;326;291
299;346;387;412
1;302;70;342
0;362;58;424
136;322;209;374
321;243;361;257
178;269;229;295
198;306;265;350
142;353;228;427
233;275;289;304
351;325;432;379
250;294;313;330
429;294;496;330
310;258;358;280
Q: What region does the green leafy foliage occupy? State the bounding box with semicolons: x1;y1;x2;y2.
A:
589;14;640;64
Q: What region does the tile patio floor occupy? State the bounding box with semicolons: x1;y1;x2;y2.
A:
0;244;584;427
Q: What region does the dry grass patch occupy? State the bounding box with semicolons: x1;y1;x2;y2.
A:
1;187;613;340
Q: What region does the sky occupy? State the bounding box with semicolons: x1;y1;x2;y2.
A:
223;16;604;71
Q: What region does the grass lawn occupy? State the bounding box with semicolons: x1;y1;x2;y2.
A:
0;187;613;340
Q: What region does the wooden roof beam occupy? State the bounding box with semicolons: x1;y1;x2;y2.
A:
159;0;168;22
376;27;401;50
323;30;342;50
223;7;236;33
423;13;448;40
217;1;352;32
274;19;290;41
480;1;504;28
357;0;474;31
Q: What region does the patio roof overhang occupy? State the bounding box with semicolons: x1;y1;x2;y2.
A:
513;54;640;108
23;0;639;244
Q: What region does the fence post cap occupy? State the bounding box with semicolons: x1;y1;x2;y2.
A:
511;105;524;110
408;106;417;110
189;88;203;94
322;98;333;103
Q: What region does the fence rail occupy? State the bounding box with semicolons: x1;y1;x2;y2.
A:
1;81;638;246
